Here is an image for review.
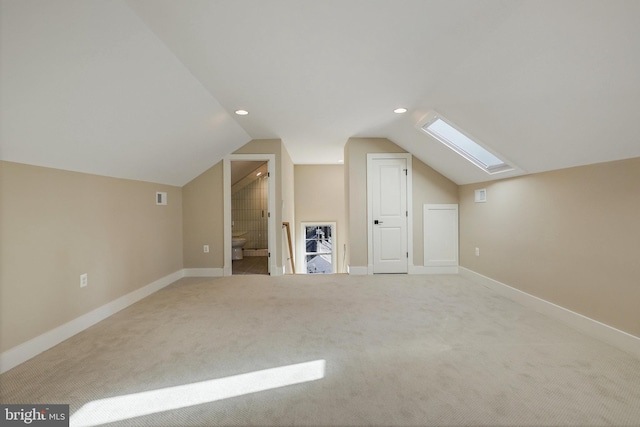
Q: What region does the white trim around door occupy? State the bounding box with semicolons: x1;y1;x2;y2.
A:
224;154;278;276
366;153;413;274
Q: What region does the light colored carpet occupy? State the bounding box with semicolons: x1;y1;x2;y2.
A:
1;274;639;426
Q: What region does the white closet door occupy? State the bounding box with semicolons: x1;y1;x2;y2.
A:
424;204;458;267
371;158;408;273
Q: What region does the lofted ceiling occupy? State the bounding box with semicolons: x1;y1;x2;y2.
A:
231;161;267;187
2;0;640;186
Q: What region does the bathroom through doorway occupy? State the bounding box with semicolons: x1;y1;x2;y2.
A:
230;160;270;275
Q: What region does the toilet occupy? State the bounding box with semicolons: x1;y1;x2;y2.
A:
231;237;247;260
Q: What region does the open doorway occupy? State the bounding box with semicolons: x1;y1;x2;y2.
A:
230;161;269;275
223;154;277;276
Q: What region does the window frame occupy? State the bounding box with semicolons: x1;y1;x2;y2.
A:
418;111;515;175
300;222;337;274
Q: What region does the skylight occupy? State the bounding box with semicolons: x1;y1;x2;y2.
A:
420;112;513;174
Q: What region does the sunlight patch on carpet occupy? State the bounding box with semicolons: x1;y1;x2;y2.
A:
70;359;326;427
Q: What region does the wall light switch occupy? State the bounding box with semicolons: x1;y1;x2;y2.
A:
203;245;209;253
80;273;88;288
475;247;480;257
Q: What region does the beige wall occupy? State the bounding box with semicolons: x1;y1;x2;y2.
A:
412;157;459;265
0;161;183;352
344;138;458;269
294;165;347;273
182;139;293;272
4;145;638;359
182;161;223;268
459;157;640;337
345;138;406;267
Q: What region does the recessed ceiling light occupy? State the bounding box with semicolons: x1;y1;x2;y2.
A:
393;108;408;114
235;110;249;116
256;172;262;176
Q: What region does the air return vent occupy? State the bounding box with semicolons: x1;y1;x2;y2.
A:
474;189;487;203
156;192;167;205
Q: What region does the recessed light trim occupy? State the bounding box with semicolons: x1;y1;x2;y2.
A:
393;108;408;114
235;110;249;116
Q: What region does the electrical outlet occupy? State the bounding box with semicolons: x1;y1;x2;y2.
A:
475;247;480;257
203;245;209;253
80;273;88;288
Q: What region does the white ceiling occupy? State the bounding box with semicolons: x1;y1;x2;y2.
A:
2;0;640;185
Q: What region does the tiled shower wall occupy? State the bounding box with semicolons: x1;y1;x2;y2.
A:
232;176;268;249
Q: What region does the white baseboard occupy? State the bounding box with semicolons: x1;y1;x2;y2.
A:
347;265;368;275
0;270;184;374
409;265;459;275
183;268;224;277
460;267;640;359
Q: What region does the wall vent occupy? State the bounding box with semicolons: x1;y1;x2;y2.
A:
156;192;167;205
474;189;487;203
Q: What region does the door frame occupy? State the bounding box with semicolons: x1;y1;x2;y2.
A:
366;153;413;274
223;154;277;276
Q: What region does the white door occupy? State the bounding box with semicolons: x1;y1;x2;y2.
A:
371;158;408;273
